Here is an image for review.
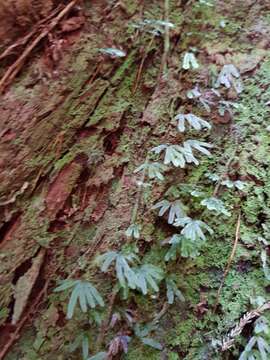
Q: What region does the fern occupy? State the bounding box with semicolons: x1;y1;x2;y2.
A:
261;249;270;281
99;48;126;57
152;199;186;224
215;64;243;93
151;141;212;168
183;139;213;157
174;217;213;242
186;86;215;112
205;172;220;182
164;234;184;261
125;224;141;239
165;275;185;304
98;251;139;289
198;0;214;6
54;280;104;319
134;162;167;181
201;197;231;217
108;335;130;357
221;179;247;190
182;52;199;70
135;264;164;294
69;333;90;360
218;100;242;116
165;234;201;260
175;113;211;132
87;352;107;360
132;19;174;36
151;144;186;167
239;316;270;360
190;190;205;198
134;323;163;350
186;86;201;99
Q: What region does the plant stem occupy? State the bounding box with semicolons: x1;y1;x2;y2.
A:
221;301;270;351
162;0;170;76
213;212;241;313
133;36;155;93
131;155;149;225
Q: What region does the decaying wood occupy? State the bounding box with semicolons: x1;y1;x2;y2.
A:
0;0;79;93
0;4;63;61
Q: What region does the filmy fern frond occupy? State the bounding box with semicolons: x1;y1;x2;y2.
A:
182;52;199;70
98;251;139;289
151;141;212;168
164;234;201;260
99;48;126;58
125;224;141;239
165;275;185;304
201;197;231;217
215;64;243;93
152;199;186;224
183;139;213;156
54;280;104;319
135;264;164;295
134;162;167;181
221;179;247;190
175;113;211;132
174;217;213;242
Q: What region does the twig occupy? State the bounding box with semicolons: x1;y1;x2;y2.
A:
153;302;169;324
0;0;79;93
131;155;149;225
0;280;49;360
133;37;155;94
0;4;63;61
213;212;241;313
221;301;270;351
161;0;170;76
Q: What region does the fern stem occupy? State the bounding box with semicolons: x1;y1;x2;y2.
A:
162;0;170;76
133;36;155;93
213;212;241;313
221;301;270;351
130;155;149;225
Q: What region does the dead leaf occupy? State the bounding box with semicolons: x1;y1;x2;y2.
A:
61;16;85;33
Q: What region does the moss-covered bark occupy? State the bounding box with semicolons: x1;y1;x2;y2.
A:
1;0;270;359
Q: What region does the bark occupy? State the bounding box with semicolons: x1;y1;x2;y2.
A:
0;0;270;359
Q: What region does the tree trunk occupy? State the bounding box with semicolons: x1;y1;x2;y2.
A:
0;0;270;359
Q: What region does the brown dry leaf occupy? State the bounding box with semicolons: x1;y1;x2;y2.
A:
195;298;208;317
61;16;85;33
12;249;45;325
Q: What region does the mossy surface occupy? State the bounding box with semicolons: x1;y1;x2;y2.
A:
1;0;270;359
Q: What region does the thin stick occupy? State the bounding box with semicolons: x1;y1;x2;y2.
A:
162;0;170;76
0;0;79;93
131;155;149;225
0;4;63;61
133;37;155;94
213;212;241;313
